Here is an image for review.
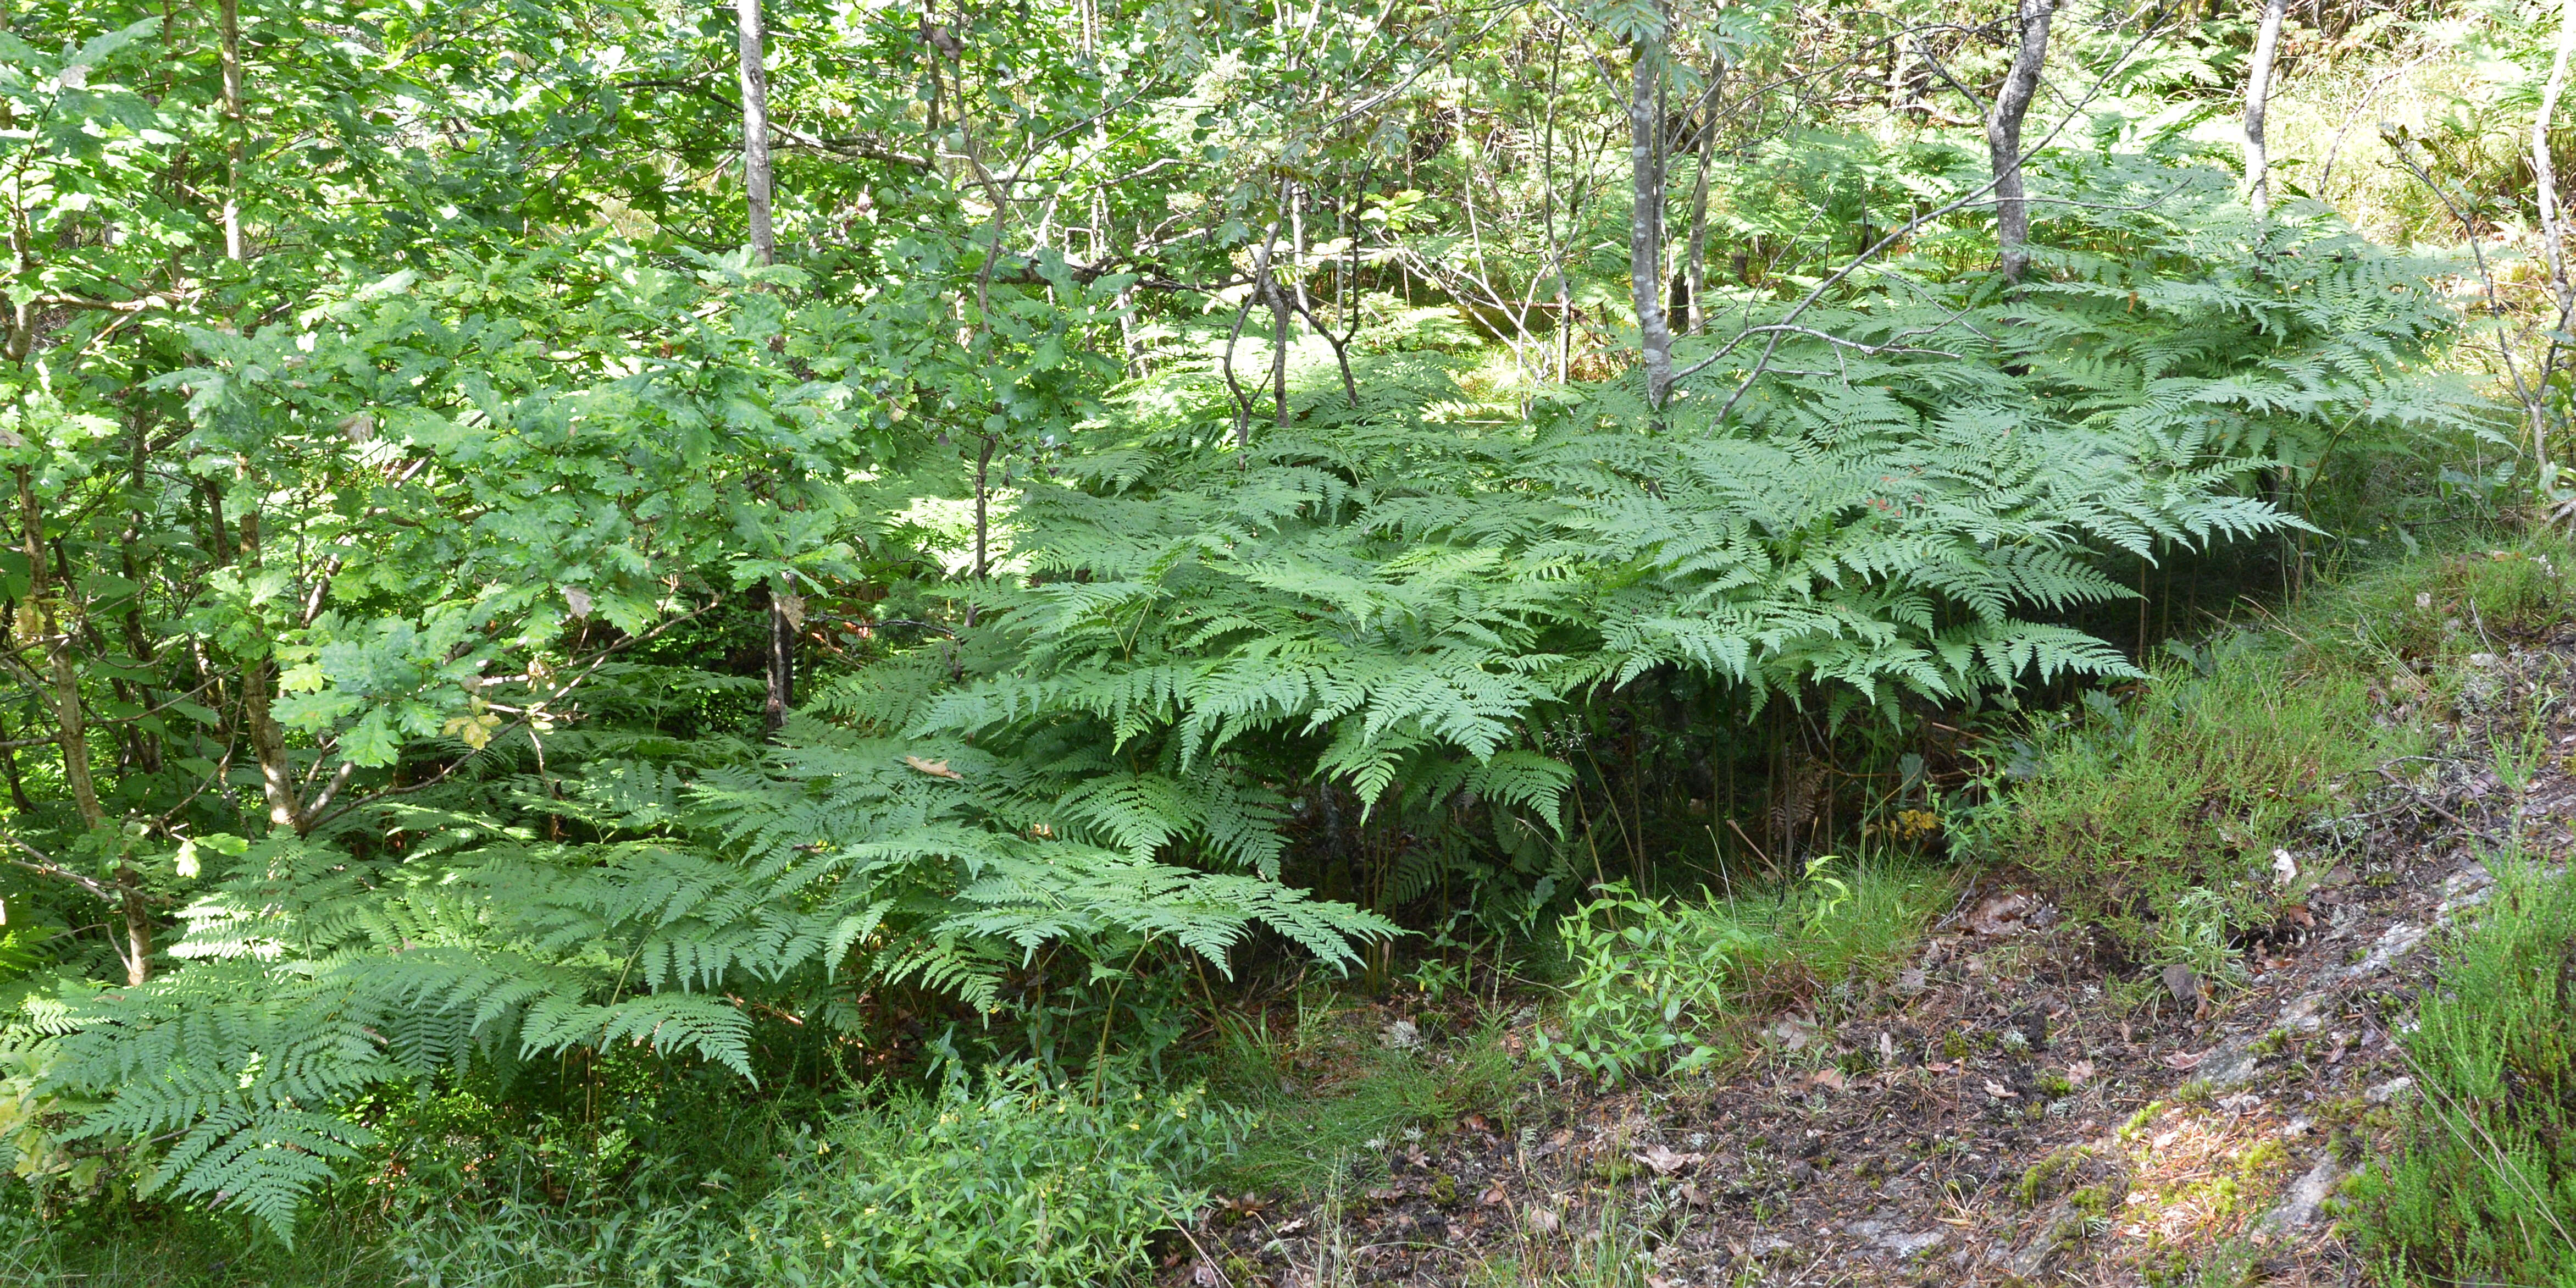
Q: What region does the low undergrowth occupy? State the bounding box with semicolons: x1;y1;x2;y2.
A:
0;1063;1233;1288
2346;850;2576;1286
1533;856;1951;1086
1982;537;2576;957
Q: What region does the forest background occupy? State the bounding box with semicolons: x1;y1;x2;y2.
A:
0;0;2567;1281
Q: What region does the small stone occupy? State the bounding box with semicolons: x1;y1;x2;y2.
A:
2345;924;2428;979
2161;963;2204;1005
2367;1076;2415;1104
2257;1154;2346;1232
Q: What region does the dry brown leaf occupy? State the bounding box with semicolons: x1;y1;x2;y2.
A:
1632;1144;1705;1176
1983;1079;2018;1099
1966;889;2037;936
902;755;963;779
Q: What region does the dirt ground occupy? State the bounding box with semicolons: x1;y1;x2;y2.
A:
1171;637;2575;1287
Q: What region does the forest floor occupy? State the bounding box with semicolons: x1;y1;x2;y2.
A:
1172;628;2575;1286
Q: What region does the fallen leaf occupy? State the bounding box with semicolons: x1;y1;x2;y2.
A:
903;755;963;779
1525;1206;1563;1235
1810;1066;1847;1092
1632;1144;1705;1176
1966;889;2038;936
2159;1049;2207;1070
1479;1183;1509;1207
1983;1079;2018;1099
2065;1059;2096;1087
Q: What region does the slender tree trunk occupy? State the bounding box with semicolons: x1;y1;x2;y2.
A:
1888;32;1916;118
2244;0;2287;217
16;468;147;984
214;0;291;841
230;507;300;834
738;0;775;266
1683;99;1715;336
1267;281;1290;428
1231;223;1282;450
2534;0;2575;497
0;736;30;814
739;0;795;731
1543;31;1570;380
1985;0;2056;281
1268;188;1293;428
1627;20;1675;412
219;0;243;261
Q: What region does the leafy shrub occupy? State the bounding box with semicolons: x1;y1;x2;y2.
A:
1532;861;1944;1085
1533;883;1760;1085
2347;853;2576;1286
731;1064;1237;1287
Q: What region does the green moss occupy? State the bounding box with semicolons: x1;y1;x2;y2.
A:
2014;1146;2097;1208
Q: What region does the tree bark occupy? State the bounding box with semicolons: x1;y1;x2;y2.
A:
1627;20;1675;411
220;0;244;261
15;467;148;984
2535;0;2576;496
228;507;301;833
2243;0;2287;217
738;0;775;266
1683;101;1715;336
1985;0;2056;281
739;0;795;731
1267;192;1292;429
16;469;101;834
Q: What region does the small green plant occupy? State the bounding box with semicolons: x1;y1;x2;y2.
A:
1532;883;1758;1086
2489;701;2553;799
1532;863;1945;1087
2155;888;2249;996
